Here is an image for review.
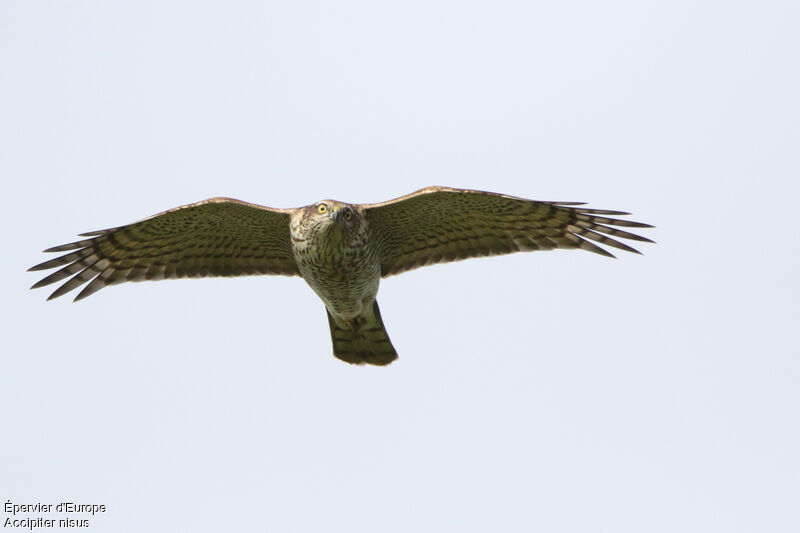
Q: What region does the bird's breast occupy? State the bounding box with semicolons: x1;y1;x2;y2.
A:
292;229;381;318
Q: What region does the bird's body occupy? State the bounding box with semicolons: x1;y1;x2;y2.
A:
29;186;653;366
290;201;395;364
290;201;379;320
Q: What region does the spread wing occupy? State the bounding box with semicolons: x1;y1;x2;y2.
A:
29;197;300;301
362;186;654;277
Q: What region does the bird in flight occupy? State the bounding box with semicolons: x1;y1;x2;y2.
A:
29;186;653;365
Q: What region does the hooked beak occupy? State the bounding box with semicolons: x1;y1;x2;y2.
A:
330;206;343;222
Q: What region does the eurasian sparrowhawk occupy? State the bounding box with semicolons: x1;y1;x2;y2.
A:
29;186;653;365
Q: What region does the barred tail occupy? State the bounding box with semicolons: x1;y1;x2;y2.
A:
327;301;398;366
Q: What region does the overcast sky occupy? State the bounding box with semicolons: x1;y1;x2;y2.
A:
2;2;798;532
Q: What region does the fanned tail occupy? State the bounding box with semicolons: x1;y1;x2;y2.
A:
327;301;398;366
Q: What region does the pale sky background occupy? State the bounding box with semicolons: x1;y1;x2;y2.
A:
1;2;798;532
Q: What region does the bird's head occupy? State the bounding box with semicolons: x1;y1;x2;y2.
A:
305;200;361;241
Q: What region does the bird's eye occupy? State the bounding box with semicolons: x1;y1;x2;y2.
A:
344;209;353;220
318;204;327;213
